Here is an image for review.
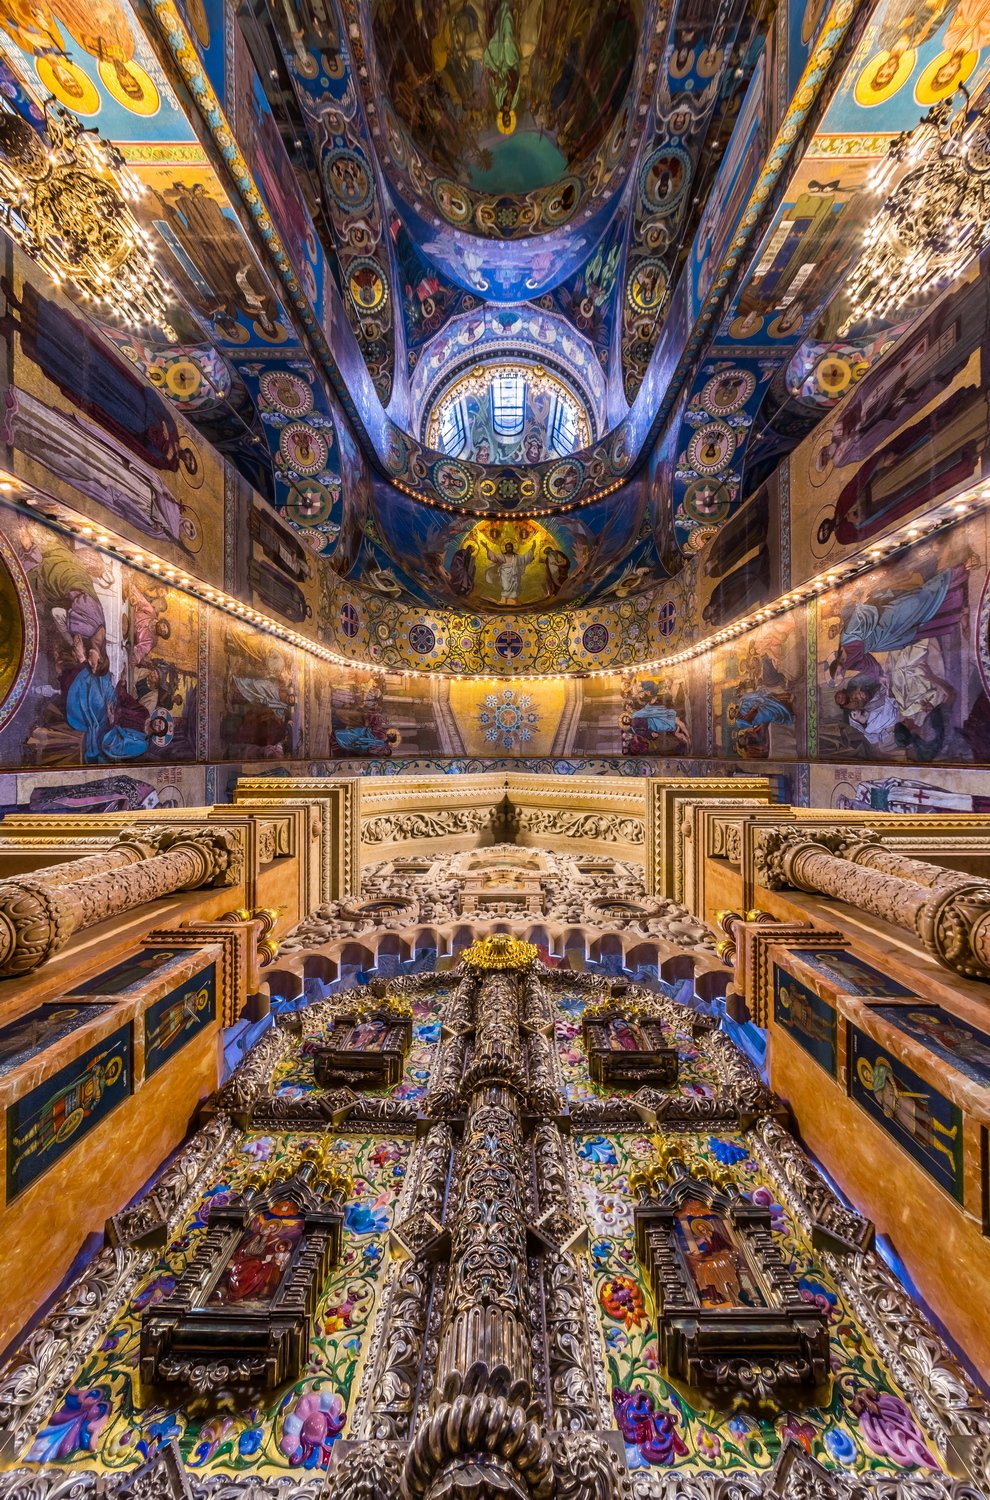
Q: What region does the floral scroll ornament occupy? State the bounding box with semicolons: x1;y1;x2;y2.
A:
476;688;539;748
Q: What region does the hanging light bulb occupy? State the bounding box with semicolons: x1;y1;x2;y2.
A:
0;97;174;336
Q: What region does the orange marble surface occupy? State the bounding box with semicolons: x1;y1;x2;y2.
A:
768;1021;990;1384
0;1021;219;1360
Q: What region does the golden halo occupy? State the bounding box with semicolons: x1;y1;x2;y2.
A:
815;355;852;394
182;0;210;48
497;108;516;134
854;47;917;106
915;48;977;104
97;57;160;115
36;56;100;115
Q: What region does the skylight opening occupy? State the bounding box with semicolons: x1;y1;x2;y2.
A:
427;361;590;465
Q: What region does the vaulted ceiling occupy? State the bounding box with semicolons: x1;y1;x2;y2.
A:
0;0;981;627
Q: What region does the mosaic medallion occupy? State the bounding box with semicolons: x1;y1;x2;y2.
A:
432;459;473;503
626;257;669;313
347;258;389;314
701;368;755;415
682;477;732;524
544;459;583;502
285;479;337;527
494;629;524;659
582;622;609;654
260;370;315;417
279;423;328;476
639;146;691;215
687;421;737;475
322;147;375;214
432;178;472;224
408;622;436;655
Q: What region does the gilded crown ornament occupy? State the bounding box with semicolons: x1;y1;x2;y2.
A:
460;932;538;969
0;98;173;334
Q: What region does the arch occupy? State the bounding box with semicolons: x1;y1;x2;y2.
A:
377;933;411;960
625;942;659;973
339;942;375;971
263;967;304;1003
303;954;337;983
452;925;475;952
660;954;696;983
695;968;732;1004
563;928;586;957
590;932;624;961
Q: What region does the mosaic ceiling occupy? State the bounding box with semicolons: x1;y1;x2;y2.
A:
0;0;985;631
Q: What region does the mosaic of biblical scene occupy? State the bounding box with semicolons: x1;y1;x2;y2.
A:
850;1028;964;1202
773;966;837;1075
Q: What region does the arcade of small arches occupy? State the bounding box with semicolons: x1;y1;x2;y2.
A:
271;842;729;1003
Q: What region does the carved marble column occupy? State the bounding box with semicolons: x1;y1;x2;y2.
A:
437;969;533;1383
532;1120;600;1431
0;826;243;978
361;1121;453;1439
757;828;990;980
840;836;977;892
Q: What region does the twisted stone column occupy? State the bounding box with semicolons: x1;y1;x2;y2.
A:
0;826;242;978
757;828;990;980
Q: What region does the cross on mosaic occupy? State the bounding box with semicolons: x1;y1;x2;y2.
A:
2;0;990;1494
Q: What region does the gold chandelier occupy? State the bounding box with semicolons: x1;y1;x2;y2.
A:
841;95;990;333
0;98;173;333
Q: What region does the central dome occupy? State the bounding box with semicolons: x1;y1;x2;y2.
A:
370;0;640;195
427;360;591;462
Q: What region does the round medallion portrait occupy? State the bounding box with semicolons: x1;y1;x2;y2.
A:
639;147;690;215
432;459;473;503
541;177;582;227
279;423;329;476
322;147;375;214
433;178;472;224
260;370;315;418
687;422;737;475
701;368;755;416
626;257;669;314
347;258;389;315
544;459;584;502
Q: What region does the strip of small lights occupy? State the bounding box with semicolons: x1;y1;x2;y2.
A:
3;472;989;685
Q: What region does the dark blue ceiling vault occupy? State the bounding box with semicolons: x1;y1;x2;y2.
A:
2;0;956;618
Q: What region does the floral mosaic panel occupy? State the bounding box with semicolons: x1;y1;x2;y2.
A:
573;1129;941;1477
554;989;721;1106
20;1130;410;1475
270;990;445;1104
